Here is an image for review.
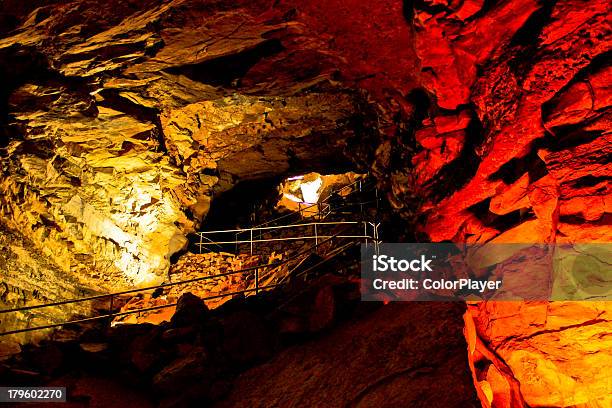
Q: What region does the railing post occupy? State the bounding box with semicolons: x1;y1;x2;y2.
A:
250;228;253;255
359;180;364;216
198;233;203;254
374;222;381;255
314;223;318;253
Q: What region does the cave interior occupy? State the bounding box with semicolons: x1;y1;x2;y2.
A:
0;0;610;407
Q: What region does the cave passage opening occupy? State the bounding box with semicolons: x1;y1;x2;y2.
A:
198;171;372;235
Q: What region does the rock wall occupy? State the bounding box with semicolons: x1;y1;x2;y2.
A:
0;225;92;345
376;1;610;406
0;0;369;293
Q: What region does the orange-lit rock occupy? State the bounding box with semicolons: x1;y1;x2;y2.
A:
406;0;611;405
465;301;612;407
412;111;469;185
489;174;531;216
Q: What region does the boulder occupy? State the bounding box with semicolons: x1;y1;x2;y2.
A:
171;293;209;328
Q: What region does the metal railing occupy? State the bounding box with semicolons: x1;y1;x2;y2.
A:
0;223;378;337
0;177;381;338
196;221;380;255
194;176;379;256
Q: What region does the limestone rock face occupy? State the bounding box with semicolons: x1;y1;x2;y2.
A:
2;97;189;288
160;91;360;218
383;1;611;406
465;301;611;407
0;225;91;344
0;0;367;293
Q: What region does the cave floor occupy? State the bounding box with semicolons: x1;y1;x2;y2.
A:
215;302;479;408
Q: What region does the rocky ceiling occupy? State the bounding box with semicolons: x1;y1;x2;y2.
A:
0;0;610;406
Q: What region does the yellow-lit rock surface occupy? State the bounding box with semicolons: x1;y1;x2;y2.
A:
275;171;364;215
2;99;191;289
112;251;289;326
0;0;364;296
0;225;92;344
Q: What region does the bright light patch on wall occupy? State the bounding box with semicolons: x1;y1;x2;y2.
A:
114;251;160;286
300;177;323;203
275;171;365;217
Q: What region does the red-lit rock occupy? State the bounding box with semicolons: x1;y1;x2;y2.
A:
406;0;611;405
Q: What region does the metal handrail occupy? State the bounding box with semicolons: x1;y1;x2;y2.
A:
1;235;364;337
196;221;372;257
293;241;358;280
0;226;360;316
200;235;371;246
246;198;378;244
0;224;373;336
207;178;377;255
0;284;283;337
199;221;360;235
198;234;224;251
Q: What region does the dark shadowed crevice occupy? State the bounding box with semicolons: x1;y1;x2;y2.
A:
467;198;535;233
410;0;451;16
489;138;549;184
401;0;415;22
559;213;611;226
547;126;607;152
566;175;609;190
507;0;555;79
164;39;285;88
407;88;432;125
207;147;363;232
96;89;169;154
0;46;53;147
202;176;284;232
0;0;58;36
509;0;555;48
425;109;484;203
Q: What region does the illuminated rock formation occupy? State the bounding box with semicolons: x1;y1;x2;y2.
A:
395;1;611;406
0;0;366;293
